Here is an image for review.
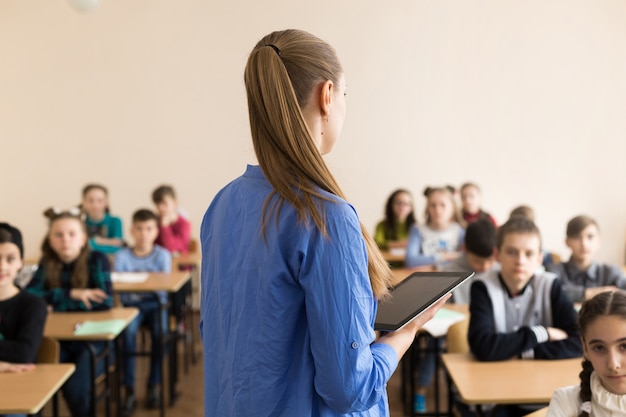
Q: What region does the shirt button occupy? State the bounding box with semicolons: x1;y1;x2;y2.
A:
351;341;359;349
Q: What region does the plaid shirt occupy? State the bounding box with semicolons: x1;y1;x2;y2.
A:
26;251;113;311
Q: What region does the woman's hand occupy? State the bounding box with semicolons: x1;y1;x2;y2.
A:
70;288;108;309
0;361;35;373
377;294;451;359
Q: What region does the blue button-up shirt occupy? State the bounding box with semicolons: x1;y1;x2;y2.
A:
200;165;397;417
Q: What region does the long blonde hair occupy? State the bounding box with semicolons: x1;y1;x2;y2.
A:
244;29;391;299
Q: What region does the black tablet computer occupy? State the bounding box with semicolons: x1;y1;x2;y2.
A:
374;271;474;331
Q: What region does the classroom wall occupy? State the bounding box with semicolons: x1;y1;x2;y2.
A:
2;0;625;264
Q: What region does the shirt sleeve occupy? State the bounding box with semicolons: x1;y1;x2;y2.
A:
546;387;580;417
374;221;387;249
405;226;436;267
158;216;191;254
298;203;398;413
533;280;582;359
548;263;585;303
607;264;626;290
0;294;48;363
468;280;544;361
25;263;72;309
88;252;114;311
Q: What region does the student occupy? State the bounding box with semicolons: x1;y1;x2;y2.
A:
152;185;191;256
26;208;113;417
468;217;582;416
199;29;448;417
442;219;497;304
114;209;171;415
508;204;556;268
459;182;497;228
374;189;416;250
548;215;626;303
546;290;626;417
405;186;465;268
82;183;124;254
0;223;47;417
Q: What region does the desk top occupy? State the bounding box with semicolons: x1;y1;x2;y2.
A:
113;271;191;293
0;363;75;414
172;252;201;268
390;266;438;286
44;307;139;341
442;353;581;405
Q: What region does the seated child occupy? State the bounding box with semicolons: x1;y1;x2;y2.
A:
548;215;626;303
442;219;497;304
114;209;172;414
374;189;416;250
152;185;191;256
459;182;497;227
508;204;556;268
0;223;47;363
82;184;125;254
468;217;582;416
546;290;626;417
406;186;465;268
27;208;113;417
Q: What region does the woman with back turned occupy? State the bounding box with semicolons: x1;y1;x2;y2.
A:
199;29;448;417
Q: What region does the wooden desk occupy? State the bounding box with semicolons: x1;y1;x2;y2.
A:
442;353;580;405
113;271;191;294
44;308;138;417
172;252;201;269
44;308;139;341
390;266;437;286
381;250;406;264
0;363;75;415
114;271;192;417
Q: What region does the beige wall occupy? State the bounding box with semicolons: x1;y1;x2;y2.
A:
2;0;625;264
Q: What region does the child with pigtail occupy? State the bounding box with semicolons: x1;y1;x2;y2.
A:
547;290;626;417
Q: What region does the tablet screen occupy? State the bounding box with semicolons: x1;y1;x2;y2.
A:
374;271;474;331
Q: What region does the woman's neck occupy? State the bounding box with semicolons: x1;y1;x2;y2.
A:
0;284;19;301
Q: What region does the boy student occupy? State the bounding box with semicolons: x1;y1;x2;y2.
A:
151;185;191;256
467;218;582;416
548;215;626;303
114;209;171;415
441;219;497;304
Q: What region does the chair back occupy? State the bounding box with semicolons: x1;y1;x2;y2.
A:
446;317;470;354
36;336;60;364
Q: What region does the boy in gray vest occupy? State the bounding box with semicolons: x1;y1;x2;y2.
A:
468;217;581;361
465;218;581;416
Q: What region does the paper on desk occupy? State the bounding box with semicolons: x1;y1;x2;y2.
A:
74;319;127;336
111;272;148;283
421;308;466;338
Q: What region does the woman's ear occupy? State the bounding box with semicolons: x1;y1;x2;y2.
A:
318;80;334;117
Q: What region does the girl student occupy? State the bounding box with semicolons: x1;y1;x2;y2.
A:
199;29;449;417
548;215;626;303
0;223;48;417
459;182;497;227
26;208;113;417
405;186;465;268
81;183;124;254
374;189;416;250
405;186;465;412
546;290;626;417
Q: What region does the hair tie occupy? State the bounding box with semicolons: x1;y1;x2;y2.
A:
580;401;591;413
263;44;281;56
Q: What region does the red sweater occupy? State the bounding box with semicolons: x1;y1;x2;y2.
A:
156;215;191;254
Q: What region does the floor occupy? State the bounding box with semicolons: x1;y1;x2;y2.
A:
45;313;445;417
